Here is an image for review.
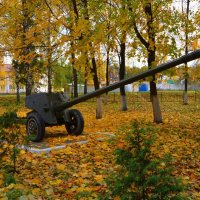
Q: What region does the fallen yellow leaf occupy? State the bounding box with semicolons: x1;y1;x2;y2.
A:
32;188;41;195
50;179;62;185
0;179;3;187
56;163;66;171
31;178;41;185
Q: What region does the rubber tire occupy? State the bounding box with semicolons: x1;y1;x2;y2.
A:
26;112;45;142
65;109;84;136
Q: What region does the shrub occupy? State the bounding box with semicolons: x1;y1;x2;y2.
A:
105;121;187;200
6;189;23;200
0;111;28;189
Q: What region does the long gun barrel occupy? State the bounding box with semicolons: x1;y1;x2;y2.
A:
55;49;200;112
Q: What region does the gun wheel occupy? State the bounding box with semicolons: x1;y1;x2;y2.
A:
26;112;45;142
65;109;84;136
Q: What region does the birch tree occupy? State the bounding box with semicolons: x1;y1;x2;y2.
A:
127;0;181;123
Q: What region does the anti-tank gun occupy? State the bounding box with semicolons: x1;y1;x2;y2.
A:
25;49;200;141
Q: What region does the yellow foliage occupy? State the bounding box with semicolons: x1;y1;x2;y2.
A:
32;188;41;195
192;39;199;50
50;179;62;186
31;178;41;185
94;175;104;182
20;150;26;155
56;163;66;171
64;146;73;154
0;179;3;187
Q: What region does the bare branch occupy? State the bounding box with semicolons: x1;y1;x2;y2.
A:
43;0;56;18
0;45;59;52
132;19;149;49
128;6;149;49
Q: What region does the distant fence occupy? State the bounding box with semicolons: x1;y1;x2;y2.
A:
0;91;199;104
85;91;200;103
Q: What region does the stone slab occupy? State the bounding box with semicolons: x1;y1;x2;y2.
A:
17;132;115;154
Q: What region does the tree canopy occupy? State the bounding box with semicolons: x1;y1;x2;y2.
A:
0;0;199;101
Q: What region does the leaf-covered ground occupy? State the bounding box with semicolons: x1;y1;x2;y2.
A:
0;96;200;199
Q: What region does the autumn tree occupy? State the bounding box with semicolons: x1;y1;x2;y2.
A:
0;1;24;101
0;0;45;96
40;0;64;94
48;0;91;97
195;2;200;35
82;0;103;118
45;11;54;93
18;0;37;96
45;0;104;118
98;0;117;104
68;0;80;98
182;0;190;104
115;0;129;111
127;0;181;123
181;0;199;104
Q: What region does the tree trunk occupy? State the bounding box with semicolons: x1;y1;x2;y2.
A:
26;70;33;96
70;0;80;98
84;79;87;94
145;1;162;123
129;0;162;122
47;56;52;93
91;57;99;91
15;77;20;103
82;0;102;118
71;41;78;98
150;81;162;123
119;42;128;111
91;57;102;119
96;96;102;119
16;84;20;103
47;11;52;94
105;47;110;105
183;0;190;105
82;0;90;95
73;67;78;97
148;54;162;123
84;54;89;94
14;65;20;103
184;70;188;105
21;0;33;96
